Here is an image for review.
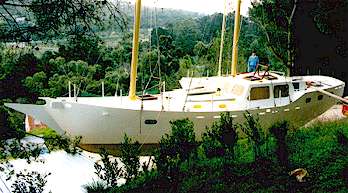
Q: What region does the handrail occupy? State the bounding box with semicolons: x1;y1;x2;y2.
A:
315;88;348;104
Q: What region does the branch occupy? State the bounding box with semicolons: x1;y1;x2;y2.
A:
3;1;42;8
288;0;298;25
253;18;286;63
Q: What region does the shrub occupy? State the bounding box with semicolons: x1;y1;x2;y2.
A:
201;112;238;158
270;121;290;168
240;113;270;160
4;139;44;163
120;134;141;182
10;170;50;193
44;133;82;155
155;118;198;177
83;180;109;193
94;148;122;187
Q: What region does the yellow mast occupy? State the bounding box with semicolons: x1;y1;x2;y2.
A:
129;0;142;100
231;0;241;77
218;0;227;76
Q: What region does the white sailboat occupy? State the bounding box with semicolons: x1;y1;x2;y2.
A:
5;0;346;153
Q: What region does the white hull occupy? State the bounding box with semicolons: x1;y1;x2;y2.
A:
6;74;345;149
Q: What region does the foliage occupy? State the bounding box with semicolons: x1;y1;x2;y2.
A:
120;134;141;182
29;127;58;138
239;113;272;160
10;170;50;193
270;120;290;168
94;148;123;188
31;128;82;155
287;120;348;192
111;170;171;193
155;119;198;177
83;180;109;193
44;133;82;155
201;112;238;158
0;138;44;163
113;118;348;193
0;0;126;41
58;35;104;65
310;0;348;36
249;0;298;74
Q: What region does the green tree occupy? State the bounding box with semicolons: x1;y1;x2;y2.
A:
249;0;298;75
58;35;103;65
171;19;202;56
0;0;126;41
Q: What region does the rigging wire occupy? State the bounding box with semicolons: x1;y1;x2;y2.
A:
137;0;165;146
218;0;228;76
141;0;162;95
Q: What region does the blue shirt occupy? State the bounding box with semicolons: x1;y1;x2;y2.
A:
248;55;259;67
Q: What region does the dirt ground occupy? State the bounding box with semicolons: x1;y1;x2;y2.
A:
306;104;347;126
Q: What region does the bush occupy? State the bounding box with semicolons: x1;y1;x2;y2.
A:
2;139;44;163
201;112;238;158
10;170;50;193
270;121;290;168
94;148;122;187
155;119;198;177
44;133;82;155
83;180;109;193
240;113;271;160
120;134;141;182
114;117;348;192
111;170;172;193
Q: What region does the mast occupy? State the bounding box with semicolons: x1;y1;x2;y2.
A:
129;0;142;100
218;0;227;76
231;0;241;77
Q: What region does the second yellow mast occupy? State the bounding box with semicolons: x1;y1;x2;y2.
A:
231;0;241;77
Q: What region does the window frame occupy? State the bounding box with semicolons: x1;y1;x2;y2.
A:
273;84;290;98
249;86;271;101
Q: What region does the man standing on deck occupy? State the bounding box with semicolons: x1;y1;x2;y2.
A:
247;51;259;72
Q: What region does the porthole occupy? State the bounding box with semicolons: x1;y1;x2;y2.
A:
318;95;324;100
306;98;311;103
145;120;157;125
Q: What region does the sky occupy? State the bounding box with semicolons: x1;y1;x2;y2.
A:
124;0;252;15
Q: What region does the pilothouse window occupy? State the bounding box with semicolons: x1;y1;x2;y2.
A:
249;86;270;100
274;85;289;98
293;82;300;91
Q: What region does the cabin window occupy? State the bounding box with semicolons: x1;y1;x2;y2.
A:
249;86;270;100
144;120;157;125
318;95;324;100
274;85;289;98
306;98;311;103
293;82;300;91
